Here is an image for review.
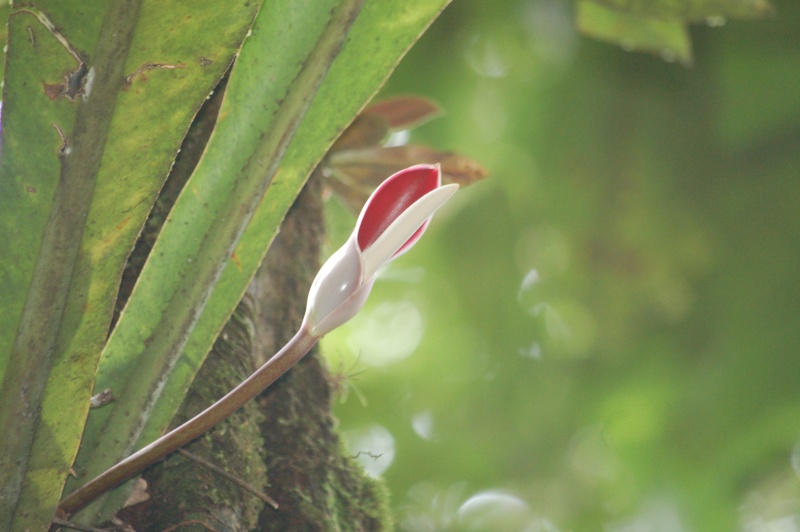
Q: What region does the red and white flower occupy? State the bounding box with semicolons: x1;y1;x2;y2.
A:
303;164;457;336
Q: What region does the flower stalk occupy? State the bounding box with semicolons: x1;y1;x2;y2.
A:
57;164;457;520
57;328;318;518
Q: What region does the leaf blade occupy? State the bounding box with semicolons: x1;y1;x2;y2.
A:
578;1;693;65
0;1;260;527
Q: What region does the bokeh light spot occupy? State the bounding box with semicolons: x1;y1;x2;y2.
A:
343;424;395;478
456;490;534;530
412;410;435;441
346;300;423;367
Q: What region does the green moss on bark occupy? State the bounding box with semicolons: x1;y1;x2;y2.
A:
118;298;268;531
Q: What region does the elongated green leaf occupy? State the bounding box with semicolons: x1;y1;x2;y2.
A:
578;1;692;65
68;0;364;522
0;1;259;528
578;0;774;64
588;0;774;22
70;0;451;523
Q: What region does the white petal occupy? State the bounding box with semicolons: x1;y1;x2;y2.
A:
361;184;458;280
307;277;376;337
305;236;363;334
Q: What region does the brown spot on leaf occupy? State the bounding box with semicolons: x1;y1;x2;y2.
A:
43;62;88;101
125;62;186;88
26;25;37;47
51;122;69;155
43;81;64;100
115;216;132;231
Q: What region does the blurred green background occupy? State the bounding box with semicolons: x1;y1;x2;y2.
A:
322;0;800;530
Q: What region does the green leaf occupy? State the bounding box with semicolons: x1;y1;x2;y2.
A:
586;0;774;22
0;1;259;528
578;1;693;65
68;0;451;524
577;0;774;64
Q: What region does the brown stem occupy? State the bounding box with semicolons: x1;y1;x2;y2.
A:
57;328;318;519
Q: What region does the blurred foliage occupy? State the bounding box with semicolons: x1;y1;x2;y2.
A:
577;1;693;65
323;0;800;530
578;0;773;65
